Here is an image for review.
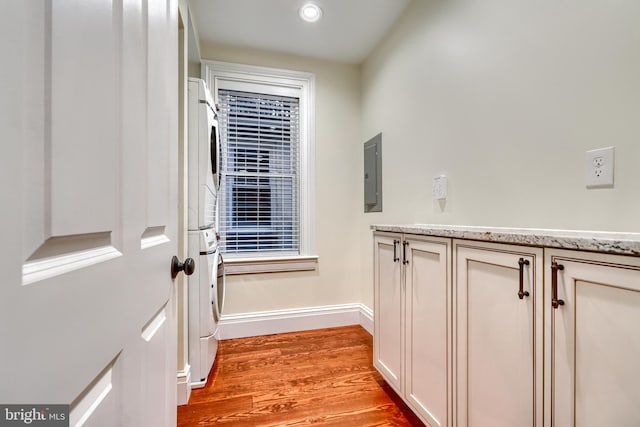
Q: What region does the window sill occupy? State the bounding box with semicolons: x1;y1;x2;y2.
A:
223;255;319;276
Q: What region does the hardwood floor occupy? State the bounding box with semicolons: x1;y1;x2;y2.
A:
178;325;424;426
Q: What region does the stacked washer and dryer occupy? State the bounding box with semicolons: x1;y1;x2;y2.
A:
187;78;226;388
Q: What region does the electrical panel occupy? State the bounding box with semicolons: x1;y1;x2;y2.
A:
364;133;382;213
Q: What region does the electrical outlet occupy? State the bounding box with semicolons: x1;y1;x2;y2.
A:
585;147;614;188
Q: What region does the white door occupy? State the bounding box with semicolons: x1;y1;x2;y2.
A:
405;236;451;427
545;249;640;427
373;232;403;393
454;241;543;427
1;1;179;426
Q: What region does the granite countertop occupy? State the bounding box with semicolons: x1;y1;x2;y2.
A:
371;224;640;257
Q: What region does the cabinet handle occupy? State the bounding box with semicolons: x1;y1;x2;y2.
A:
402;241;409;265
517;258;530;299
551;261;565;309
393;240;400;263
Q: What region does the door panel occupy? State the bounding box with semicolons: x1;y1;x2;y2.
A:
1;1;178;426
69;356;121;426
374;233;403;392
405;237;451;427
467;260;531;425
24;0;122;281
455;241;543;427
146;0;174;230
49;0;120;239
546;251;640;427
140;305;174;427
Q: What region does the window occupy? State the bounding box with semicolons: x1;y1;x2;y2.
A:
218;90;299;254
204;61;316;273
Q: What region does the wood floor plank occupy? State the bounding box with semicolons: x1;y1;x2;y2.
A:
178;325;424;426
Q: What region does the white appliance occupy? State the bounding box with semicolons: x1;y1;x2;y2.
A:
187;78;226;388
188;229;226;388
188;78;220;231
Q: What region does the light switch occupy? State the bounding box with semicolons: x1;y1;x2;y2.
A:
433;175;447;200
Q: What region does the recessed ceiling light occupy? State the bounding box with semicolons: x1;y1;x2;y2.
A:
299;3;323;23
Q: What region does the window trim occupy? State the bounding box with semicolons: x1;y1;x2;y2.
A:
202;60;316;273
223;255;319;276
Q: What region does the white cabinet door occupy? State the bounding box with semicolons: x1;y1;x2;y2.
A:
405;236;451;427
454;241;543;427
545;250;640;427
1;1;178;426
374;232;403;393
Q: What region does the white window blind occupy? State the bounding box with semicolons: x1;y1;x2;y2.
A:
218;89;300;256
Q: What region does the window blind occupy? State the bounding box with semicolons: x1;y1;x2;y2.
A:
217;89;300;256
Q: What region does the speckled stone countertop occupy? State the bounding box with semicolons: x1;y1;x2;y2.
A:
371;224;640;257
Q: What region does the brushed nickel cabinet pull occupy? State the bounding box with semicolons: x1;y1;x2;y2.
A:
518;258;530;299
551;261;565;309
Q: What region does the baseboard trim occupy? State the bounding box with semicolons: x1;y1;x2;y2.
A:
359;304;373;335
176;364;191;406
218;303;373;340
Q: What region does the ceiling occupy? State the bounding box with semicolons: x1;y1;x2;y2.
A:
189;0;412;64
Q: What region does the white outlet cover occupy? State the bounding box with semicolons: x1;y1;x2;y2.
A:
433;175;447;200
585;146;615;188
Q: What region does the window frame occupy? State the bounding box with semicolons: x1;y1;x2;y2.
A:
203;60;316;274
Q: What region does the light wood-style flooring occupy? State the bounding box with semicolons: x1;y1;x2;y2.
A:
178;325;424;426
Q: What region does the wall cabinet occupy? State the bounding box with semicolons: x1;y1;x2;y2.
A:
374;228;640;427
374;232;452;427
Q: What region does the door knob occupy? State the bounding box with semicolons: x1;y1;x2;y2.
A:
171;256;195;279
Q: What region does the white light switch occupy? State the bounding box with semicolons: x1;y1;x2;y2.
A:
433;175;447;200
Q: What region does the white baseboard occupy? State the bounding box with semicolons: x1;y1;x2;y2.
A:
218;303;373;340
176;364;191;406
359;304;373;335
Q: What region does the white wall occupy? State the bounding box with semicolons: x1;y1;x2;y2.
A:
200;43;363;315
359;0;640;307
